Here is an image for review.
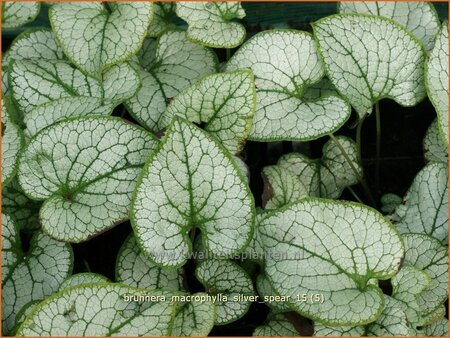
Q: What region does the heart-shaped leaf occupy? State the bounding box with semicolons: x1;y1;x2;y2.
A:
391;162;448;242
49;2;154;79
116;235;183;291
2;2;40;29
125;31;217;131
131;117;254;268
261;165;308;210
16;284;176;336
147;2;176;38
425;21;449;144
278;136;362;199
18;116;158;242
402;234;448;316
176;2;246;48
424;119;448;163
2;178;41;232
259;198;404;325
227;30;351;141
2;230;73;335
171;292;215;336
338;2;440;52
161;70;256;153
196;259;255;325
59;273;110;291
254;313;299;336
313;14;426;118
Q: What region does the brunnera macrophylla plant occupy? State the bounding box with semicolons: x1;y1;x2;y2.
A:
1;1;448;337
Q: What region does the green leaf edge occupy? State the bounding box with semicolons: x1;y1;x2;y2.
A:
15;282;178;336
3;230;74;285
195;259;254;326
172;291;217;335
2;27;62;67
424;20;449;146
228;28;352;142
175;5;247;49
60;272;110;290
312;13;427;119
130;116;256;269
248;91;351;142
17;116;157;243
335;2;440;53
402;233;449;316
3;230;75;329
2;2;41;29
13;300;41;335
123;28;220;132
23;98;116;138
48;3;154;80
18;115;157;201
114;233;180;290
259;197;405;326
163;68;256;153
